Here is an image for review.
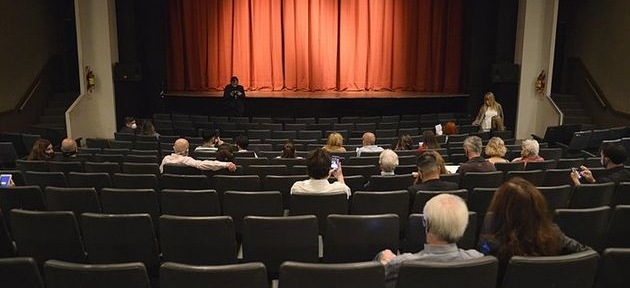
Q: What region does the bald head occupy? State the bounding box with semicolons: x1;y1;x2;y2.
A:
61;138;77;154
362;132;376;146
173;138;190;156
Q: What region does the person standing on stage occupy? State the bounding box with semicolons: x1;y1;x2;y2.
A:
223;76;246;116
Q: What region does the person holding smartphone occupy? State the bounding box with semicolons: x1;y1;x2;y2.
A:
0;174;15;187
571;142;630;186
290;148;351;198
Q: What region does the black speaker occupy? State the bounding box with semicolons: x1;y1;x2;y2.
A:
114;63;143;82
491;63;520;83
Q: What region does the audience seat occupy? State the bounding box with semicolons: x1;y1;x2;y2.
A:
499;250;599;288
160;174;211;190
0;257;44;288
461;172;503;191
44;260;151;288
159;189;220;216
351;191;409;231
607;205;630;248
44;187;100;215
525;160;558;171
323;214;399;263
613;182;630;206
16;160;48;172
242;215;319;275
538;185;572;212
402;212;477;253
554;206;611;251
279;261;384;288
0;211;14;257
289;192;348;235
112;173;159;190
10;210;86;264
594;248;630;288
543;169;574;186
160;262;267;288
212;175;261;199
99;188;160;223
0;186;46;222
159;215;237;265
412;189;469;213
67;172;112;191
569;182;615;208
396;256;498;288
365;174;414;191
24;171;67;189
122;163;160;175
505;170;545;186
263;175;309;209
223;191;283;236
84;161;121;174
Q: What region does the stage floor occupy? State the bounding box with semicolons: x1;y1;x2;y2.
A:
166;90;468;99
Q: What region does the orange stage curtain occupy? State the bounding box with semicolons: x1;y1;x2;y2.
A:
166;0;463;93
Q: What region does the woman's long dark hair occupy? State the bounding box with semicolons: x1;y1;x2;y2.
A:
28;139;53;161
481;177;562;259
422;131;440;149
281;141;296;158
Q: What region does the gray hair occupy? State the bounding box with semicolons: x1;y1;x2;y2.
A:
521;139;540;157
379;149;399;172
423;194;469;243
463;136;483;155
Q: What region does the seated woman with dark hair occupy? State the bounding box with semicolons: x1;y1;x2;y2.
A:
28;139;54;161
479;177;589;277
417;130;440;154
394;134;413;151
215;143;236;162
141;121;160;139
277;141;303;159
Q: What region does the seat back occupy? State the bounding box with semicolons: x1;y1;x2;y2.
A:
499;250;599;288
112;173;159;190
351;190;409;230
17;160;49;172
569;182;616;208
99;188;160;223
263;175;309;209
396;256;498;288
279;261;384;288
159;189;220;216
10;210;85;264
67;172;112;191
213;175;261;199
494;162;524;174
161;262;268;288
607;205;630;248
543;169;574;186
44;187;100;215
555;206;611;251
80;213;160;268
613;182;630;206
323;214;399;263
0;186;45;223
461;172;503;191
223;191;283;235
289;192;348;235
84;162;121;174
594;248;630;288
25;171;67;189
159;215;237;265
162;164;202;175
0;257;44;288
538;185;572;212
122;163;160;175
47;161;83;174
160;174;211;190
365;174;414;191
505;170;545;186
242;216;319;274
44;260;151;288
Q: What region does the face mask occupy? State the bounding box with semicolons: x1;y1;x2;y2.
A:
131;123;137;129
601;157;609;168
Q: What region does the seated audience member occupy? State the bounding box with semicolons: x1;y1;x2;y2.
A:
457;136;497;175
379;149;399;176
443;122;458;136
277;141;303;159
119;116;137;134
290;148;351;198
215;143;236;162
571;141;630;186
235;135;257;158
478;178;589;278
195;129;224;152
160;138;237;173
356;132;384;157
485;137;509;164
473;92;504;132
322;132;347;153
60;138;78;160
394;134;413;151
417;130;440;154
141;121;160;139
377;194;483;288
408;152;459;198
27;139;54;161
511;139;544;167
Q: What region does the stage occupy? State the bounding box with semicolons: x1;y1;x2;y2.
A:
165;90;469;100
161;91;471;117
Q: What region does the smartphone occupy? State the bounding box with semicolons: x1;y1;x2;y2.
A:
571;167;582;179
418;141;424;147
0;174;12;187
330;157;341;171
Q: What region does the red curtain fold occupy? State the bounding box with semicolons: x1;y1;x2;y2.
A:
166;0;464;93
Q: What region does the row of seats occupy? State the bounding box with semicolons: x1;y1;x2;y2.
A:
152;113;471;123
4;248;625;288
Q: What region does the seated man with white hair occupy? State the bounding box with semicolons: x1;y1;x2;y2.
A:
379;149;399;175
160;138;237;173
376;194;483;288
511;139;544;167
356;132;384;157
